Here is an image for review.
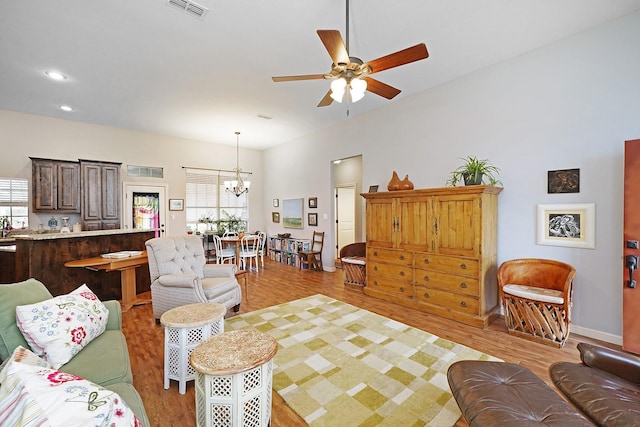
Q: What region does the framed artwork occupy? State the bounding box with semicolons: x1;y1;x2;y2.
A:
548;169;580;193
536;203;595;249
368;185;379;193
273;198;279;207
308;197;317;208
169;199;184;211
283;198;303;229
272;212;280;223
308;213;318;226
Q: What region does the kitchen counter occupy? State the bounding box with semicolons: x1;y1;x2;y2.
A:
10;228;158;240
10;229;157;299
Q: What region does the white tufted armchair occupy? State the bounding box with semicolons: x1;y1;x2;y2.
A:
145;235;242;320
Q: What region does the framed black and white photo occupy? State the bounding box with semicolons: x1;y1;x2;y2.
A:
368;185;379;193
169;199;184;211
536;203;595;249
308;197;317;208
308;213;318;226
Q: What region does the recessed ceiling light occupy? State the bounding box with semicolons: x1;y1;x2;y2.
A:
59;105;73;112
45;71;67;80
333;160;342;164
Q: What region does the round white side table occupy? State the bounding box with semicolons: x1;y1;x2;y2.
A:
190;329;278;427
160;302;226;394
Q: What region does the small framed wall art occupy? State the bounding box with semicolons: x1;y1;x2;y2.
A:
308;197;317;208
308;213;318;226
368;185;379;193
169;199;184;211
273;198;279;207
272;212;280;223
548;169;580;194
536;203;595;249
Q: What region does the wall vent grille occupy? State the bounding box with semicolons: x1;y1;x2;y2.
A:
166;0;209;19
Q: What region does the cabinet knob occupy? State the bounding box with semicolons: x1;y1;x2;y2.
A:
460;301;467;307
399;271;405;276
373;280;378;286
460;282;467;289
459;263;467;269
374;266;378;271
423;292;430;298
399;287;405;292
399;254;405;260
423;258;430;264
374;251;378;256
423;275;430;281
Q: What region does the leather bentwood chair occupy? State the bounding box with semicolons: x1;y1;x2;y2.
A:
498;258;576;347
298;231;324;272
145;235;241;320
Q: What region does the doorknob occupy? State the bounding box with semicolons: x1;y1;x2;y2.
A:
626;255;638;288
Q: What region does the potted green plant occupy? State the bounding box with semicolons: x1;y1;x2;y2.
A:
446;155;502;186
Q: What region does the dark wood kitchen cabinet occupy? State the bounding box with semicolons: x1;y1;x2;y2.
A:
80;160;122;230
30;157;81;213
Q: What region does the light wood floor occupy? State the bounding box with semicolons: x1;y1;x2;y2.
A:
122;258;615;427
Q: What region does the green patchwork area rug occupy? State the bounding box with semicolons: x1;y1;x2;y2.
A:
225;294;501;426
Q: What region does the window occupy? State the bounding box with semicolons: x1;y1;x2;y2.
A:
0;178;29;229
185;170;248;234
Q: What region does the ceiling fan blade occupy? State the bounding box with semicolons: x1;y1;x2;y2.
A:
317;90;334;107
364;43;429;74
363;77;401;100
317;30;350;65
272;74;326;82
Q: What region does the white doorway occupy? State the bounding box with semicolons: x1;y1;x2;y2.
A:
335;185;356;258
122;183;168;237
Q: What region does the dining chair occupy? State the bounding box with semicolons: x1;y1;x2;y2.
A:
223;231;238;238
257;231;268;269
298;231;324;272
240;235;260;271
213;235;236;265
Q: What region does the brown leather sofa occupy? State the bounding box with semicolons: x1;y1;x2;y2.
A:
447;342;640;426
550;342;640;426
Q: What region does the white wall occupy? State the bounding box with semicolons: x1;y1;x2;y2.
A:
0;111;265;236
263;10;640;341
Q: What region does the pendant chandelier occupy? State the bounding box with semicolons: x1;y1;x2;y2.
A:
224;131;250;197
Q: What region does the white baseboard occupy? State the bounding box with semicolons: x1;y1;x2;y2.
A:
571;324;622;346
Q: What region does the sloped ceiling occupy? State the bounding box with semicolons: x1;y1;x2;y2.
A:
1;0;640;149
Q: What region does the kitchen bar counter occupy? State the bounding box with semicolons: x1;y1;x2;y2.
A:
9;229;157;301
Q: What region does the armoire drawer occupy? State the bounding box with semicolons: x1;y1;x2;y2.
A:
414;253;479;276
367;275;413;299
367;261;413;281
414;269;479;296
367;247;413;266
415;286;480;315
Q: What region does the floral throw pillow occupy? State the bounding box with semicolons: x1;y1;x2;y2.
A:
0;346;140;427
15;284;109;369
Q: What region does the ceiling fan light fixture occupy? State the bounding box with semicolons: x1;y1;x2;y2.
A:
330;78;347;102
350;77;367;102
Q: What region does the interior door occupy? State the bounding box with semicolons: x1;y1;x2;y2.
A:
335;186;356;258
623;139;640;354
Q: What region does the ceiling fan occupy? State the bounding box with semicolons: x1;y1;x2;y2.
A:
271;0;429;107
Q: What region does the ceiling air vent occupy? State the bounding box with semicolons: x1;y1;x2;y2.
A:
166;0;209;20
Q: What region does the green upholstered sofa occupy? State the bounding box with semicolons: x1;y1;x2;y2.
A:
0;278;150;426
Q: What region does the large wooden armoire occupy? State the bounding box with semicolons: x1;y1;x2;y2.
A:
362;185;502;328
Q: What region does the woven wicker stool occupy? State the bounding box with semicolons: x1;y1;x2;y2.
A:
160;302;226;394
498;258;576;348
190;330;278;427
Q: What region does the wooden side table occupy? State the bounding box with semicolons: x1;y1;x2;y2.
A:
160;302;226;394
190;330;278;427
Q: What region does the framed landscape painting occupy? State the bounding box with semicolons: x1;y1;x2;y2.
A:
283;198;303;229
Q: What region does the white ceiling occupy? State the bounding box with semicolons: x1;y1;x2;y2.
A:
2;0;640;150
